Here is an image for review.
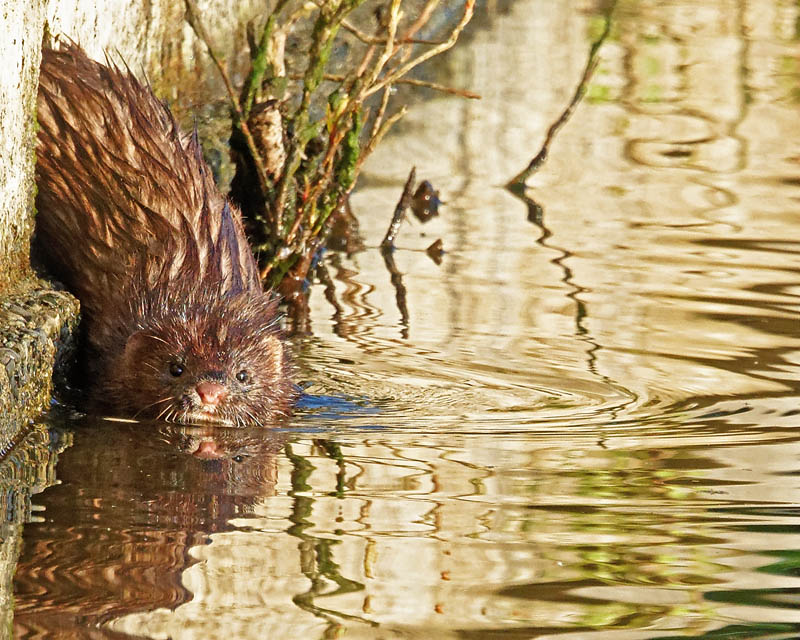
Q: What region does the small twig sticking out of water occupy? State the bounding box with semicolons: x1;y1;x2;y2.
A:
379;171;445;332
381;167;417;252
505;2;616;191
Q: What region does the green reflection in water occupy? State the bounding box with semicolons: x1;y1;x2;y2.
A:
284;441;376;636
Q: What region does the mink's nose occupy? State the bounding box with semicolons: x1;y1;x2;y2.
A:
196;381;228;406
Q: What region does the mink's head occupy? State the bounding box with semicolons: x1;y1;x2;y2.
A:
95;286;295;427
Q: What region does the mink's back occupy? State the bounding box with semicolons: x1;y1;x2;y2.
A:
35;44;261;319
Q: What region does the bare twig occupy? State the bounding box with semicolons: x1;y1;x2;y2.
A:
341;19;444;45
356;105;407;175
363;0;403;91
364;0;475;99
392;77;480;99
400;0;441;42
184;0;273;201
368;86;392;149
381;167;417;251
316;73;480;99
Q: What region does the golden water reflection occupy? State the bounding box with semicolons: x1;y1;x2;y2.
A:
9;419;797;638
12;0;800;637
316;0;800;420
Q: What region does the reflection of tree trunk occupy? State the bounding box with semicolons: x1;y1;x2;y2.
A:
12;420;283;635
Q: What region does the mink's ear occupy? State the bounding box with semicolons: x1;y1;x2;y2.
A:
264;335;285;381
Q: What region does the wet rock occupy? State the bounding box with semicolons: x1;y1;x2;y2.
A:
0;285;79;452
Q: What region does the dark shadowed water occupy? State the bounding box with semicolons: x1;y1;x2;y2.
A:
9;1;800;637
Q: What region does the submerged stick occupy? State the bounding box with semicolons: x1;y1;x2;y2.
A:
506;1;616;189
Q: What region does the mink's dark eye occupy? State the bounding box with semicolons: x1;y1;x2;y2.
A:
236;370;249;383
232;454;246;463
169;362;184;377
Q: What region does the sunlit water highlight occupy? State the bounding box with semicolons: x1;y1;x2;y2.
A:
9;0;800;638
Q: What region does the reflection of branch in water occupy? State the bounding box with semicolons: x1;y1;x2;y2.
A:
321;252;378;341
315;261;346;338
379;168;417;338
503;3;636;419
506;1;617;342
381;250;410;339
284;442;377;632
315;438;347;497
505;1;616;192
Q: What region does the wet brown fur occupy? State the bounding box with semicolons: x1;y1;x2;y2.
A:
35;44;295;426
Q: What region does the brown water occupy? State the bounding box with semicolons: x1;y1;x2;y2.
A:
9;0;800;637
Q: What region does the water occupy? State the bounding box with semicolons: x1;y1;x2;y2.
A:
10;0;800;637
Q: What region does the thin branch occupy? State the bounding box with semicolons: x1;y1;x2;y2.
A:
314;73;480;99
184;0;237;103
391;77;480;99
400;0;441;42
364;0;475;99
285;193;312;246
367;86;392;148
380;167;416;251
363;0;403;91
356;105;407;176
184;0;273;201
341;19;444;45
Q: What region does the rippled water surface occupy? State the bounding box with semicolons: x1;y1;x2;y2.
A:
10;0;800;637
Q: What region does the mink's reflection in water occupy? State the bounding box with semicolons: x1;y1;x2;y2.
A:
12;417;285;636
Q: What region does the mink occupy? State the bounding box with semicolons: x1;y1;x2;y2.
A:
34;44;295;426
